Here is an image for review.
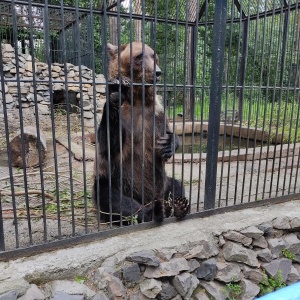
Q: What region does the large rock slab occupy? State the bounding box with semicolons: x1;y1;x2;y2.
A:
272;217;291;230
240;226;264;239
240;279;260;300
195;258;217;281
144;258;189;278
45;280;95;299
287;265;300;285
223;242;259;267
215;262;242;283
252;236;268;249
262;258;292;281
256;248;273;262
140;279;162;299
0;279;30;298
126;250;160;267
267;238;286;258
242;266;265;284
0;291;17;300
184;240;219;259
158;280;177;300
122;263;142;286
283;234;300;255
18;284;45;300
223;231;252;246
199;280;226;300
171;272;199;299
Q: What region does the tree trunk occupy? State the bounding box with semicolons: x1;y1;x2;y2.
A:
186;0;198;120
134;0;142;42
109;6;118;45
10;126;47;168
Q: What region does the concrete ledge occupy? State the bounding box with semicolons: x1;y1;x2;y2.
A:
0;198;299;284
172;142;300;163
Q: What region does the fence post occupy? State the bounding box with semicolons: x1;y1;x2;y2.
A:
204;0;227;210
0;194;5;251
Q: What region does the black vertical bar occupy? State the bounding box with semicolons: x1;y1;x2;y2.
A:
245;2;261;203
58;0;75;235
190;25;197;121
12;0;29;247
235;15;249;204
170;0;180;203
116;0;123;226
188;0;200;211
151;0;158;209
238;19;248;121
0;194;4;251
141;0;146;222
74;0;88;233
204;0;227;210
275;4;289;196
100;4;112;227
196;0;209;211
265;5;284;199
289;1;300;194
0;14;18;250
28;0;47;242
47;3;62;236
218;0;236;207
279;6;289;91
129;0;134;223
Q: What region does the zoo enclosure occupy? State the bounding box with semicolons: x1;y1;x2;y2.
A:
0;0;300;258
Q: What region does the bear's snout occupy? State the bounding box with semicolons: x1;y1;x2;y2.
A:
156;66;162;82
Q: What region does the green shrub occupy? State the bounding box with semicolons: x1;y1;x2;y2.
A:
259;270;286;296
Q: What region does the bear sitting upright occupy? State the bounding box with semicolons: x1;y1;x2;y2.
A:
92;42;188;224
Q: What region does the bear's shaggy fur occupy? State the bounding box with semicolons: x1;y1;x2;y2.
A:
92;42;188;224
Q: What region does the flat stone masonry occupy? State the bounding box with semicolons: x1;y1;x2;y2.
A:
0;200;300;299
0;43;106;128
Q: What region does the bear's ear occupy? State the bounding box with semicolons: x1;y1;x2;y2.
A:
107;43;127;58
107;43;118;58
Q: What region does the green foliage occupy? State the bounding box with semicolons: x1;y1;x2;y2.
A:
74;275;88;284
123;214;139;225
222;281;243;300
46;203;57;213
282;248;296;260
259;270;286;296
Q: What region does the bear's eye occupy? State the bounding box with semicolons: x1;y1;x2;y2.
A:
135;52;143;61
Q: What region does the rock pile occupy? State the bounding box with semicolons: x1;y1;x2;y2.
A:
0;43;106;128
1;216;300;300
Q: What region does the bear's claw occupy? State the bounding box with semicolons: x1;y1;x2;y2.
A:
108;77;131;105
156;133;176;160
173;197;189;219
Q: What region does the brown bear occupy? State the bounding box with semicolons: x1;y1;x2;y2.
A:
92;42;188;224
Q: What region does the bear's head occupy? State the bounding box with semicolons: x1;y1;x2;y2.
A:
107;42;161;84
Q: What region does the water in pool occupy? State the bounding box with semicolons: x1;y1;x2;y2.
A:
177;133;265;154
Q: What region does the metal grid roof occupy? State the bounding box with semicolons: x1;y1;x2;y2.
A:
0;0;298;33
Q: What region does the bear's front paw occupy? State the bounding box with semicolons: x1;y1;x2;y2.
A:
156;133;176;160
108;78;131;106
173;197;189;219
153;199;165;223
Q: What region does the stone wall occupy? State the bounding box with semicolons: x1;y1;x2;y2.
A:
2;216;300;300
0;43;106;129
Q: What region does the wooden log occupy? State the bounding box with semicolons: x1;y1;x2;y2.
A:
9;126;47;168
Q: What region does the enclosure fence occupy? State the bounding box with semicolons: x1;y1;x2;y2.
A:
0;0;300;259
